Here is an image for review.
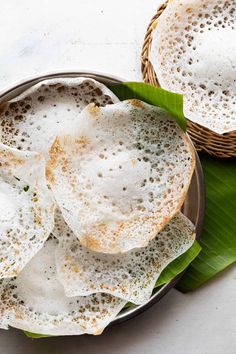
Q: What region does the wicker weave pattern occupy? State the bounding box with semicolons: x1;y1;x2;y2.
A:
141;2;236;158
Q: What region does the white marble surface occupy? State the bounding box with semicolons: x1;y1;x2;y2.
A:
0;0;154;92
1;1;236;353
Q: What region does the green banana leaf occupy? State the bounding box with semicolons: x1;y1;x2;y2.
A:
177;155;236;292
108;82;187;131
155;240;201;288
24;331;52;339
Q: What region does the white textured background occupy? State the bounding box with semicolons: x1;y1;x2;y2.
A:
1;1;236;353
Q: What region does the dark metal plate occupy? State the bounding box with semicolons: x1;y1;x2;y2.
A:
0;71;205;326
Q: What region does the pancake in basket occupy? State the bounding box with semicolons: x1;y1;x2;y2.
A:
150;0;236;134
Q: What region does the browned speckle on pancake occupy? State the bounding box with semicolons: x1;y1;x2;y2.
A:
75;136;89;149
0;150;25;168
46;137;66;184
45;166;55;185
87;103;101;117
81;235;101;252
128;99;145;109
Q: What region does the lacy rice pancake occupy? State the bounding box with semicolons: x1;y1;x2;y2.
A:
0;238;125;336
0;77;119;157
150;0;236;134
54;210;195;305
46;100;195;253
0;143;55;278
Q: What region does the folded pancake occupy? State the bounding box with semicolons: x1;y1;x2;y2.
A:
0;77;119;157
0;143;55;278
150;0;236;134
0;238;126;336
46;100;195;253
54;210;195;304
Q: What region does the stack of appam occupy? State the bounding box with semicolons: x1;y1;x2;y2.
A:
150;0;236;135
0;77;196;336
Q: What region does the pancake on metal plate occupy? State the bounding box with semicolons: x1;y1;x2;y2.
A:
54;209;195;305
0;143;55;278
0;77;119;157
46;100;195;253
0;238;126;336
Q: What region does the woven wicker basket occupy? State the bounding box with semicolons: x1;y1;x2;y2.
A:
141;2;236;158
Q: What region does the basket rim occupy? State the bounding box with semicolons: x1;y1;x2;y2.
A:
141;0;236;158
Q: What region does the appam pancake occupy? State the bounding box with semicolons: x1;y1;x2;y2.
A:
0;143;55;278
0;77;119;157
54;210;195;305
46;100;195;253
0;238;125;336
150;0;236;134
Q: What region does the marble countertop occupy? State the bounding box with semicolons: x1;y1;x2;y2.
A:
1;1;236;353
